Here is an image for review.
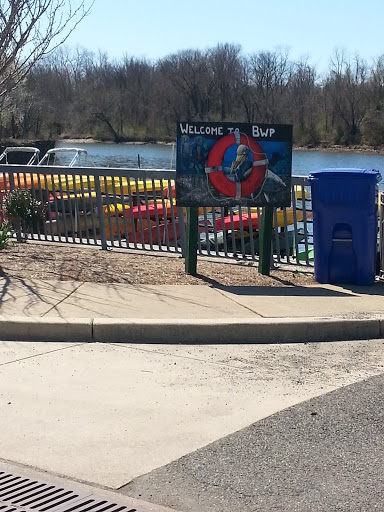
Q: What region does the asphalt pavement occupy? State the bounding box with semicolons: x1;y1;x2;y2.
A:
122;373;384;511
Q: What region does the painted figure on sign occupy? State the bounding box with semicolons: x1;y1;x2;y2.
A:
230;144;253;181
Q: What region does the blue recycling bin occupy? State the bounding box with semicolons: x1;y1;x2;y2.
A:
308;168;378;285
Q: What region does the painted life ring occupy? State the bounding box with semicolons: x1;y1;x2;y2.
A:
205;134;268;199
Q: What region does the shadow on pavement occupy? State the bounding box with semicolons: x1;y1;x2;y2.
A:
202;283;357;297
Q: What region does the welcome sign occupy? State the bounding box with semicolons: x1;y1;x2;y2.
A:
176;121;293;207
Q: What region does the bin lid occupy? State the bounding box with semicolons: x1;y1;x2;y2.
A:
308;168;377;180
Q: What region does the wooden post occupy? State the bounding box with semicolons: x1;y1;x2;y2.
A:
258;205;274;276
185;206;198;275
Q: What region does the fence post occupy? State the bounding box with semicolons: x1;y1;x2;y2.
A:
94;175;107;250
6;172;23;243
185;206;198;275
177;206;186;256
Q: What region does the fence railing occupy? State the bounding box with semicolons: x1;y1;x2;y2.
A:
0;164;313;266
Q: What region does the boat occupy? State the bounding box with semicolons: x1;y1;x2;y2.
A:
103;201;312;249
127;222;182;245
0;147;44;192
39;147;93;167
0;146;40;165
1;145;169;198
39;148;169;198
99;176;169;196
299;247;314;261
103;201;174;221
0;147;93;192
38;147;95;194
36;149;172;238
212;208;312;232
293;185;310;201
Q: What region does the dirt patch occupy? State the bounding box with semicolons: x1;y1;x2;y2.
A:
0;241;315;287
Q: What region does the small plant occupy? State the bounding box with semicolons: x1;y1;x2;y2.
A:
0;221;12;249
2;189;46;241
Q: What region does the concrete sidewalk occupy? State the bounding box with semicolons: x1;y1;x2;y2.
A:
1;276;384;343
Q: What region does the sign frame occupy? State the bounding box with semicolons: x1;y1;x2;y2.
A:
176;121;293;208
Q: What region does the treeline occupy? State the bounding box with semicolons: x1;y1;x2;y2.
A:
1;44;384;147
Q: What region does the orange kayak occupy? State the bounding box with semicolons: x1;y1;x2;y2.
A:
0;173;51;191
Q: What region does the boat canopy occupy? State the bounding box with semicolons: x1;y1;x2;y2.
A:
0;146;40;165
39;147;93;167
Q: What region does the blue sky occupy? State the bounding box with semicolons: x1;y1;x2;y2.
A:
65;0;384;75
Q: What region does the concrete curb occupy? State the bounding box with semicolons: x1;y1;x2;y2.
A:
0;316;93;342
0;316;383;343
93;317;384;344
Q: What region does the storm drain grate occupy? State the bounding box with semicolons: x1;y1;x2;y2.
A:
0;472;136;512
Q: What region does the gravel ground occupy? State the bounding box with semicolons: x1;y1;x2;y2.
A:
0;241;315;286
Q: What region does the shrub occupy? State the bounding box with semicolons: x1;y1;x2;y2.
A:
2;189;46;240
0;221;12;250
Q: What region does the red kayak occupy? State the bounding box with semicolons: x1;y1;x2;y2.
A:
214;212;259;231
128;221;181;244
122;203;173;221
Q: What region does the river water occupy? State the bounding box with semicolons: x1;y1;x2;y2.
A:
56;141;384;187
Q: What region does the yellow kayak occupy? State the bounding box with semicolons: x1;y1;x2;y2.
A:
46;174;94;192
99;177;169;195
1;171;170;196
293;185;310;200
275;208;312;227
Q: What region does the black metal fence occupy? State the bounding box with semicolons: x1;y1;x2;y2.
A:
0;164;313;266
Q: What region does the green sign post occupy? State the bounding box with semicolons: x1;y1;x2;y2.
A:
185;206;199;275
258;206;274;275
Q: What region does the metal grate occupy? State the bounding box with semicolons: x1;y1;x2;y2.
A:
0;472;136;512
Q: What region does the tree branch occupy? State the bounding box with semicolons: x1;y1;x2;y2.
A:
0;0;94;96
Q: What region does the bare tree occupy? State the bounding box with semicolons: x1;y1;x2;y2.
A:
0;0;93;96
289;59;321;145
207;43;242;121
9;41;384;147
325;50;369;144
158;49;214;120
360;55;384;146
247;49;291;123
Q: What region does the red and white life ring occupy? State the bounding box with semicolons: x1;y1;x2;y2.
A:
205;134;268;199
